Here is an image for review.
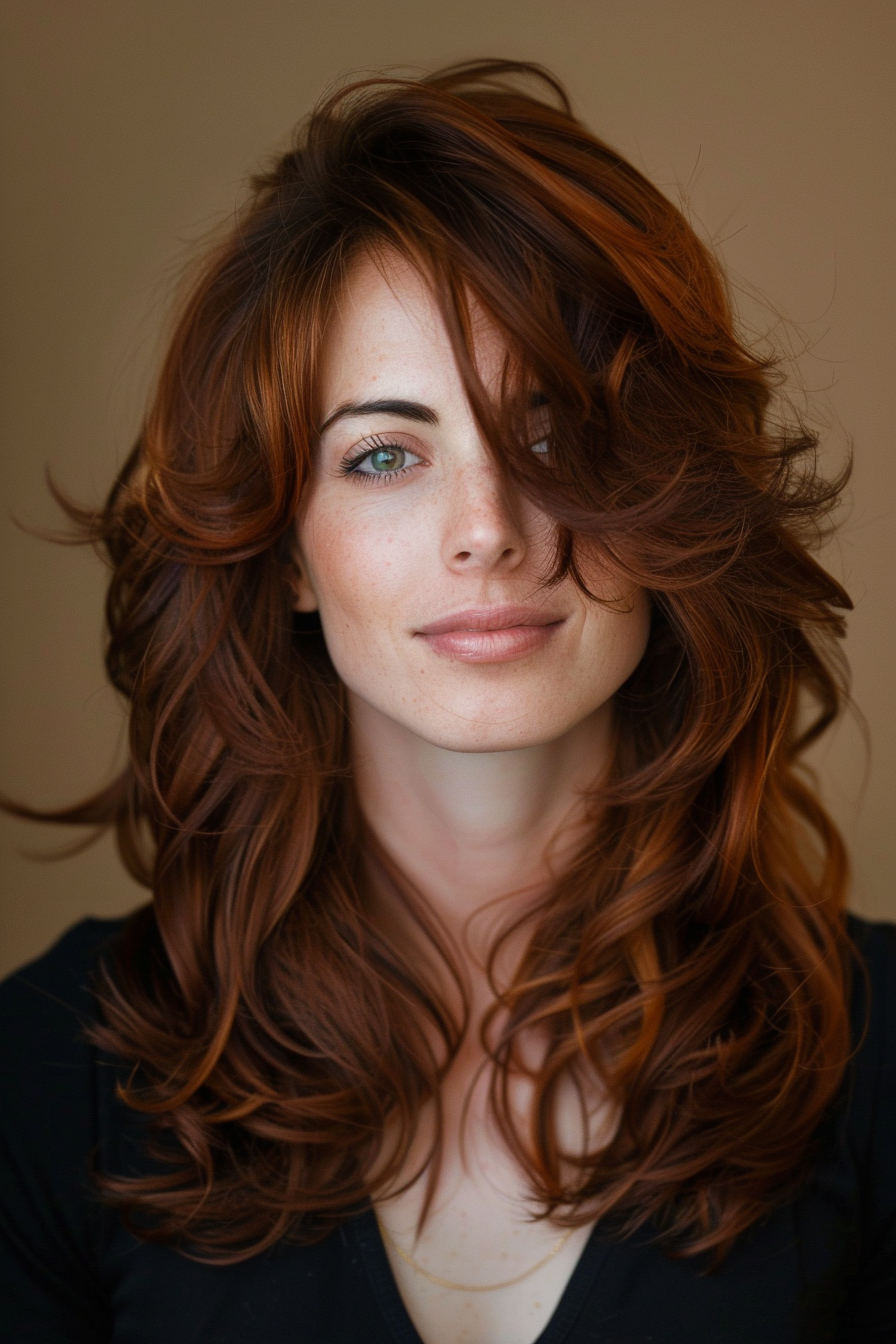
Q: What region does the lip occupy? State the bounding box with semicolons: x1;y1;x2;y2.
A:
417;605;564;636
415;605;566;664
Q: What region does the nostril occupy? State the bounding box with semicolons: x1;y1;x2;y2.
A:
456;551;471;561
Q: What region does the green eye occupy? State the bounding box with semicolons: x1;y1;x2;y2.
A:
341;441;423;482
365;446;405;472
351;443;408;475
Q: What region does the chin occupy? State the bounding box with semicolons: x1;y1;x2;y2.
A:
400;702;593;755
416;725;549;754
345;672;611;755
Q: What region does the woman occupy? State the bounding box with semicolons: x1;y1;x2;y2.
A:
0;59;892;1344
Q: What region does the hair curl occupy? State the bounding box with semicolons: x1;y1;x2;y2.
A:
14;59;854;1263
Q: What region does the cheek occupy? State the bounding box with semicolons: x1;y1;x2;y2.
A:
300;507;415;671
582;589;652;696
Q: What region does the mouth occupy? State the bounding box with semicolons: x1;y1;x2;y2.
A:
415;605;566;664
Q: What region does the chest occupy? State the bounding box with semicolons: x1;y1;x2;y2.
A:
102;1188;857;1344
99;1038;864;1343
365;1057;858;1344
377;1179;596;1344
370;1058;608;1344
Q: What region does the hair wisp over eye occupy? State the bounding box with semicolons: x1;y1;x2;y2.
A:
11;58;853;1264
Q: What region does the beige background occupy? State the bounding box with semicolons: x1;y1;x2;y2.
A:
1;0;893;978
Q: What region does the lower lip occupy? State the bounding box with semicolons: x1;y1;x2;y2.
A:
417;622;563;663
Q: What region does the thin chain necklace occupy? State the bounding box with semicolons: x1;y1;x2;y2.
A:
375;1212;576;1293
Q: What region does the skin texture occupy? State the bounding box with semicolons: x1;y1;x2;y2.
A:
292;249;650;1344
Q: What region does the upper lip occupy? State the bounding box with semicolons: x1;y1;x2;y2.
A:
416;605;566;636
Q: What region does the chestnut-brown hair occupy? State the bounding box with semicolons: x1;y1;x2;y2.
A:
19;59;854;1262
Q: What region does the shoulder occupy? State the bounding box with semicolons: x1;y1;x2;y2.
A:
0;915;129;1063
843;913;896;1146
846;909;896;978
0;913;136;1163
0;914;131;1154
834;913;896;1336
845;912;896;1083
0;917;133;1333
843;910;896;1142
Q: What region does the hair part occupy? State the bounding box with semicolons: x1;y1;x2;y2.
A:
11;58;854;1263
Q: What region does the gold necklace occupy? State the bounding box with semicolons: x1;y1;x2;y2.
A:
376;1213;576;1293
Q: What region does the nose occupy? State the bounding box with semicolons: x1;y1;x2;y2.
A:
441;453;528;574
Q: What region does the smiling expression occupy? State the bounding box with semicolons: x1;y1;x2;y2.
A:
292;248;651;753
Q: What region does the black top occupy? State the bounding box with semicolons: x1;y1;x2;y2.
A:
0;915;894;1344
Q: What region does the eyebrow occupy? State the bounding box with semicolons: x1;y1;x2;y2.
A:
318;399;440;434
318;391;550;436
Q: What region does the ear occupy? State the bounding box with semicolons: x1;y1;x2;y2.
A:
287;530;319;613
291;566;319;613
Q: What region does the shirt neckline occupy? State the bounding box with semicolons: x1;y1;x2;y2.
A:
348;1207;610;1344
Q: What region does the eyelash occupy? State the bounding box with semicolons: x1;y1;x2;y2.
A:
338;430;552;486
339;435;424;486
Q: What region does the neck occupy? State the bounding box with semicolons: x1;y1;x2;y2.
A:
350;695;613;972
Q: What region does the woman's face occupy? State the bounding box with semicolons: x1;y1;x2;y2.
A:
293;249;650;753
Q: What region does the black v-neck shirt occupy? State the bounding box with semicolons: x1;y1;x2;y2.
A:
0;915;894;1343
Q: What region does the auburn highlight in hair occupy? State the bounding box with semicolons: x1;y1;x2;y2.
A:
18;60;854;1264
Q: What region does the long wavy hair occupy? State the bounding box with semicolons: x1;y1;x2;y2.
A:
15;59;855;1263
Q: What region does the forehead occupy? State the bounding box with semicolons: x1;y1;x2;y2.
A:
317;248;510;414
